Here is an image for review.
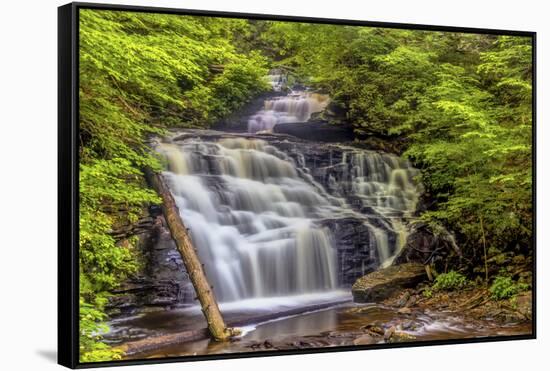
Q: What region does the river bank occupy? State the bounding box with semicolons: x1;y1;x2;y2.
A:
107;257;531;360
113;287;531;360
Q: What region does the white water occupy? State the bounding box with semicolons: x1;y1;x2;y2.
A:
175;290;351;315
349;151;420;267
156;134;421;304
248;73;329;133
265;73;286;92
158;139;339;303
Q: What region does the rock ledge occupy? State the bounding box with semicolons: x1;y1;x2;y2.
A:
352;263;427;303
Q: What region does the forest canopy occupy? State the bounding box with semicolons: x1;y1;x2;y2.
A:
77;9;533;362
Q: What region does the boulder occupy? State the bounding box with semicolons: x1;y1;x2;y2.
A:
397;307;412;314
388;331;417;343
351;263;427;303
353;334;377;345
394;222;461;266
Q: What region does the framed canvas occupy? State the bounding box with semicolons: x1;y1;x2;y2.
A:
58;2;536;368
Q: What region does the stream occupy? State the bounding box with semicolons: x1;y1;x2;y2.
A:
108;73;531;358
113;300;530;359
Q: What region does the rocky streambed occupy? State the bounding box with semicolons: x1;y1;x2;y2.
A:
113;298;531;360
108;262;531;360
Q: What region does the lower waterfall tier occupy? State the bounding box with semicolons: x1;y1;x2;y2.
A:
154;131;422;303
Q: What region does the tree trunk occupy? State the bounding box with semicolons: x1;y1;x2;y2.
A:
145;169;239;341
425;264;434;282
479;214;489;283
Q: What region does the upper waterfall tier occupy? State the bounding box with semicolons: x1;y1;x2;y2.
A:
248;92;329;133
247;73;329;133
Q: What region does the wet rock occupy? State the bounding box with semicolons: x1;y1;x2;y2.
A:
396;291;411;307
406;295;418;307
397;307;412;315
320;217;384;285
394;222;461;268
400;320;416;331
384;326;396;341
353;334;377;345
516;292;533;320
361;324;385;336
388;331;417;343
352;263;427;303
347;305;378;314
107;213;196;314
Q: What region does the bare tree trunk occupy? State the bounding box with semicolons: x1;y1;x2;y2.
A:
425;265;434;282
479;214;489;284
145;169;239;341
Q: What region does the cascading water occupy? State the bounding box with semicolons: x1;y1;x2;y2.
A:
266;73;286;92
156;133;421;303
348;151;420;267
157;139;339;303
152;72;421;305
248;73;329;133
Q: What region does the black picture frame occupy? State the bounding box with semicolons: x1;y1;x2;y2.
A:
58;2;537;368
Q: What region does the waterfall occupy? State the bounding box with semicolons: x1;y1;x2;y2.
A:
247;92;329;133
348;151;420;267
265;73;286;92
248;73;329;133
157;138;339;303
156;135;421;303
351;152;419;216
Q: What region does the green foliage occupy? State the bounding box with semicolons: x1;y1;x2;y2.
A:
406;36;532;272
183;51;269;125
79;159;160;361
77;12;533;360
422;288;433;298
80;9;269;163
79;159;159;292
78;10;270;361
260;24;532;277
79;299;123;362
489;275;529;300
432;271;468;291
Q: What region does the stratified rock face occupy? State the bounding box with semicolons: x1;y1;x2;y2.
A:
107;214;196;315
263;136;418;285
351;263;427;303
320;217;394;286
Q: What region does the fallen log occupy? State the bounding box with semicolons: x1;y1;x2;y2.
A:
145;169;239;341
118;328;210;356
